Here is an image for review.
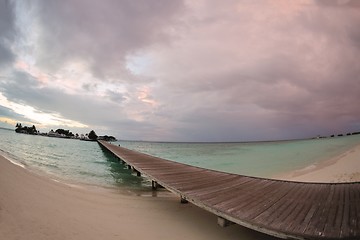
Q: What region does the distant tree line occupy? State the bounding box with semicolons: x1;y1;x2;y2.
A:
55;128;74;137
15;123;117;142
81;130;116;142
317;131;360;139
15;123;38;135
331;131;360;137
88;130;98;140
98;135;117;141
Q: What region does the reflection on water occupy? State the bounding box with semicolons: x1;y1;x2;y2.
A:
100;147;152;192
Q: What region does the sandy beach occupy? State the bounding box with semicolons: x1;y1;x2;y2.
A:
0;155;275;240
277;143;360;183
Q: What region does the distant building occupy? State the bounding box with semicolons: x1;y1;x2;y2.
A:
48;130;60;137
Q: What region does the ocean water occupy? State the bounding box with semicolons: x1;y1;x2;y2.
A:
1;128;360;192
0;128;149;191
118;137;360;177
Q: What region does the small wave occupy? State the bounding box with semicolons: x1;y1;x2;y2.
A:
0;149;27;168
36;162;60;169
78;170;109;178
50;178;85;189
6;157;26;168
93;161;107;165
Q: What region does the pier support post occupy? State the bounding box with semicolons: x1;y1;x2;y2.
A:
180;197;188;204
131;167;141;176
217;217;234;227
151;181;164;189
152;181;157;190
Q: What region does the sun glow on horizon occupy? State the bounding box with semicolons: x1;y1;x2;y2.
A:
0;93;88;129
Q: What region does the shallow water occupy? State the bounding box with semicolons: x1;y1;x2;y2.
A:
117;136;360;178
1;128;360;191
0;129;150;191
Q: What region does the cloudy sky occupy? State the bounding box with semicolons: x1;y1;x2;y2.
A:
0;0;359;142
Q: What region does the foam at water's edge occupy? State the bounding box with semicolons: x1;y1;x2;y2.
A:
8;158;26;168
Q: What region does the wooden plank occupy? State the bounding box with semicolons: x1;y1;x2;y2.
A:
298;185;336;236
275;183;309;226
288;184;325;236
180;175;241;193
222;180;279;215
340;184;351;238
349;184;360;237
324;185;345;237
301;185;332;237
195;177;254;203
282;183;314;234
251;183;308;228
204;179;262;206
211;181;278;221
354;184;360;236
144;168;204;177
170;175;234;192
193;177;255;204
250;182;298;224
262;183;307;229
158;171;217;185
332;185;345;238
302;185;330;237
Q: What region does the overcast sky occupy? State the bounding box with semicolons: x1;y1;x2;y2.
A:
0;0;359;141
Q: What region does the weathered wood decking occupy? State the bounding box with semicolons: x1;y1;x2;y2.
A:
98;140;360;240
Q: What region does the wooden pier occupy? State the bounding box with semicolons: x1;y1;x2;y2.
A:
98;140;360;240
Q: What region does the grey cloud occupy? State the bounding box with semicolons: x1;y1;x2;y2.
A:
0;105;17;118
101;118;160;141
147;2;360;140
0;44;15;67
106;90;126;103
31;0;185;80
0;0;17;67
0;71;40;104
0;70;149;137
1;68;173;139
315;0;360;8
82;83;97;92
0;104;33;123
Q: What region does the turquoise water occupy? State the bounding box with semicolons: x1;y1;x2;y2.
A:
118;136;360;177
0;129;149;191
1;128;360;191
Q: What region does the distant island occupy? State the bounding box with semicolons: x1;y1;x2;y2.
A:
14;123;117;142
15;123;38;135
13;122;359;143
314;131;360;139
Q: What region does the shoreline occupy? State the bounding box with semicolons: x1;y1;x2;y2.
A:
275;143;360;183
0;154;275;240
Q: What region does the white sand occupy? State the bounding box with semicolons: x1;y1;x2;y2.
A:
277;144;360;183
0;155;273;240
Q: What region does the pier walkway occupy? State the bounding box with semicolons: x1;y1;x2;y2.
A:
98;140;359;240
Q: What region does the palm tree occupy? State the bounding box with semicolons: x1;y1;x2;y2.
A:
88;130;98;140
